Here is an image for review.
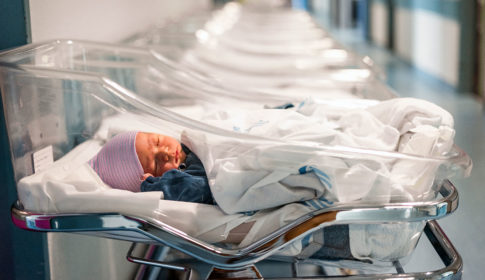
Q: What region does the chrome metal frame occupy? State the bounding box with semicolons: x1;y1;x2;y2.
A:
129;220;462;279
12;180;460;279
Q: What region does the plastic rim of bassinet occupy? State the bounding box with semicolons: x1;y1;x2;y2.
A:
11;179;458;271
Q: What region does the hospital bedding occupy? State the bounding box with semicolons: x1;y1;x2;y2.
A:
184;97;455;214
16;94;463;265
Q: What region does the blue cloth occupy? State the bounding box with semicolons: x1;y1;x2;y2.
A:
272;102;295;109
310;225;355;261
140;144;215;205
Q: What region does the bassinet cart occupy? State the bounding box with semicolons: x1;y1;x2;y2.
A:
12;181;461;279
0;41;470;280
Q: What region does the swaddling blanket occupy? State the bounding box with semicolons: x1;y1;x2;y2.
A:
183;97;455;214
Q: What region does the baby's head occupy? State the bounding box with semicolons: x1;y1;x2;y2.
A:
89;131;186;192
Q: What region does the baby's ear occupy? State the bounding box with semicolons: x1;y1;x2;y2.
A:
142;173;153;180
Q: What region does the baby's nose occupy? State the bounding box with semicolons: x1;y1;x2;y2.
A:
155;150;170;162
158;153;168;162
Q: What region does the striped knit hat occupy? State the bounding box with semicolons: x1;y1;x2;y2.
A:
89;131;144;192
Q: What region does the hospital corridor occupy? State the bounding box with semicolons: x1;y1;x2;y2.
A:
0;0;484;279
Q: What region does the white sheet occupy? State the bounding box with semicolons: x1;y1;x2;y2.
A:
183;97;455;214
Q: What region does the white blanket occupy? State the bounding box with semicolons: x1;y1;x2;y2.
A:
182;97;455;214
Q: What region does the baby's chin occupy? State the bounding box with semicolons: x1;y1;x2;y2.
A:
142;164;179;179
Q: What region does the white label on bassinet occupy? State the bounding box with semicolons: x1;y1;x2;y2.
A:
33;145;54;173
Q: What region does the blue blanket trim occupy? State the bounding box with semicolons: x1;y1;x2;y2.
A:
299;165;334;210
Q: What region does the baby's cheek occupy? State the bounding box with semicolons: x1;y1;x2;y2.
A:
149;160;157;174
163;163;178;174
137;155;149;173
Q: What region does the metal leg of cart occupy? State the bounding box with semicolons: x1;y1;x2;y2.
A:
129;220;462;280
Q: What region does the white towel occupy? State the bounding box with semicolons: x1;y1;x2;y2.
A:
349;222;426;261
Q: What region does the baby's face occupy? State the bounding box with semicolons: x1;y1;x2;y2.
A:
135;132;187;178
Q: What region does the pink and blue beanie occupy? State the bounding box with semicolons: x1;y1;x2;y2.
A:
89;131;144;192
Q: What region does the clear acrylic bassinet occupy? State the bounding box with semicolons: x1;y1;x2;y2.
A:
0;40;471;279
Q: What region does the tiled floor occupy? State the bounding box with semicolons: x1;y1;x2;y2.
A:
328;28;485;278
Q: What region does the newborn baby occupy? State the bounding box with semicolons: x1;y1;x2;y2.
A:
89;131;214;204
